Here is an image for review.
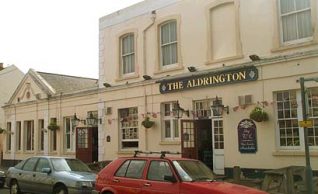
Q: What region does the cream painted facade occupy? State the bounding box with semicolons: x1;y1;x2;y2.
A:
0;65;24;165
98;0;318;174
2;69;99;166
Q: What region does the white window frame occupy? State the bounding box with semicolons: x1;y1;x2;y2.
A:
160;20;178;68
194;99;212;119
162;102;179;141
119;107;139;150
275;88;318;150
64;117;75;152
120;33;135;76
278;0;313;45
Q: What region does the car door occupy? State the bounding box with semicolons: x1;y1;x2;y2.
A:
110;159;146;194
32;158;54;193
18;157;39;193
141;160;179;194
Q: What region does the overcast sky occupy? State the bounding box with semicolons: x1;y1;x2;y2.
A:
0;0;143;78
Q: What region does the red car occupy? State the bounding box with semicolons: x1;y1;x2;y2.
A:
93;151;267;194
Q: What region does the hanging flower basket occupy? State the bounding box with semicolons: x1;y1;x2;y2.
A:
0;128;6;134
48;122;60;131
142;117;155;129
249;107;269;122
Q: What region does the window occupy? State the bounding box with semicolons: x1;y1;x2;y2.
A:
160;20;178;67
121;33;135;75
276;90;299;147
38;119;44;151
24;120;34;151
35;158;50;172
276;88;318;149
194;100;212;119
147;161;173;181
119;107;139;149
308;88;318;146
77;128;88;148
278;0;312;44
50;118;57;151
162;102;179;140
22;157;38;171
115;160;146;179
64;117;74;152
6;122;11;151
16;121;22;151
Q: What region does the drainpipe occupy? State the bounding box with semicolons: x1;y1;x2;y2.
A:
142;10;156;77
143;11;156;152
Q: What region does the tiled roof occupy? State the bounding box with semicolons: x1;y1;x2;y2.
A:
37;72;98;93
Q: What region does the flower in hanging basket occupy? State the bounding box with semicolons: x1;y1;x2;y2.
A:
142;117;155;128
0;128;6;134
249;106;269;122
47;122;60;131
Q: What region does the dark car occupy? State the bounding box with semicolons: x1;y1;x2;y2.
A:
93;151;267;194
0;170;5;188
6;156;96;194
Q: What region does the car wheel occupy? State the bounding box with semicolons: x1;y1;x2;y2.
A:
53;185;68;194
0;181;4;188
10;179;22;194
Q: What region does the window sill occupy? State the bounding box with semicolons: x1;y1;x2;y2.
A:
271;40;318;53
154;64;184;75
205;55;244;65
272;150;318;157
159;141;181;145
116;73;139;81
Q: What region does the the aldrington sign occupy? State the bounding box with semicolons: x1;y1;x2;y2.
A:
159;66;258;94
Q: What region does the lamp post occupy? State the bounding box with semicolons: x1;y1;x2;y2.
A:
299;76;318;194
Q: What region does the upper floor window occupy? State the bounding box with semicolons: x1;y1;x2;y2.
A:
121;33;135;75
278;0;312;44
160;20;178;67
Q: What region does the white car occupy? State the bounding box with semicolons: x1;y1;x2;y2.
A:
6;156;96;194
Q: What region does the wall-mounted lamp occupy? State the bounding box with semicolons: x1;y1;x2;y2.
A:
211;96;229;116
173;101;190;119
86;112;102;126
103;82;111;87
72;113;86;127
249;54;260;61
143;75;152;80
187;66;197;72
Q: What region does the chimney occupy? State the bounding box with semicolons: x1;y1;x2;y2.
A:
0;63;3;71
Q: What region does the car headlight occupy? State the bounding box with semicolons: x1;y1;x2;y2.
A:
76;181;93;188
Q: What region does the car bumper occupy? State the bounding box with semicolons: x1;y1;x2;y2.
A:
91;190;100;194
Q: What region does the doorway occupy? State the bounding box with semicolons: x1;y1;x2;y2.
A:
181;119;213;169
76;127;98;163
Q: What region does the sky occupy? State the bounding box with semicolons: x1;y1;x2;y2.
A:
0;0;143;79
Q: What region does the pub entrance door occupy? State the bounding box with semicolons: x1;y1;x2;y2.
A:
76;127;98;163
181;119;213;169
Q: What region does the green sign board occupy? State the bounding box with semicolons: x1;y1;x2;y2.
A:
159;66;258;94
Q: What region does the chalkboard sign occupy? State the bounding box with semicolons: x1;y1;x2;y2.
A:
238;119;257;153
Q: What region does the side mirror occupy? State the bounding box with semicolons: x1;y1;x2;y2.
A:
41;168;51;174
164;175;177;183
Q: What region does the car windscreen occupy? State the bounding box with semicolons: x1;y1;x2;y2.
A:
51;158;91;172
172;160;215;182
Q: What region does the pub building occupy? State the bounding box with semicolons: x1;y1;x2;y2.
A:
2;0;318;178
97;0;318;177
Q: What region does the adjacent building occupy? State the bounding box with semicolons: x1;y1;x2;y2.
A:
2;69;99;166
0;64;24;165
98;0;318;175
